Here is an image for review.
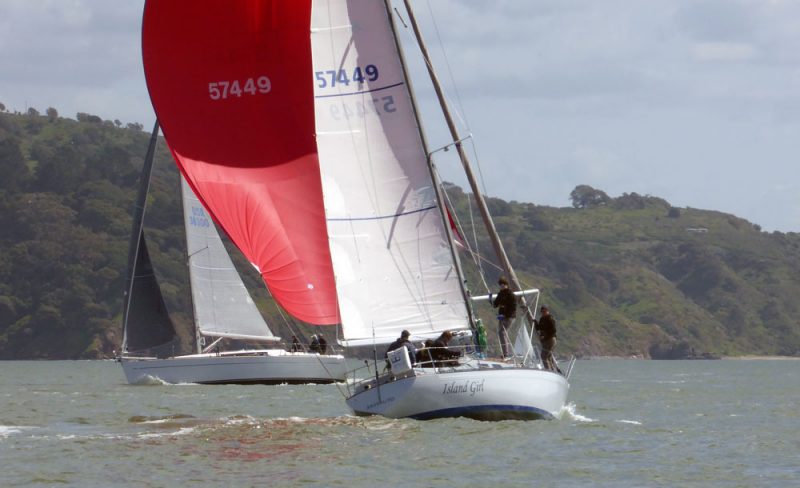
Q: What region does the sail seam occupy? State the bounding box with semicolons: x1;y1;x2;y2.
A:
327;205;436;221
314;81;404;98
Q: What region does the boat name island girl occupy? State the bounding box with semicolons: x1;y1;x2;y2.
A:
442;379;485;397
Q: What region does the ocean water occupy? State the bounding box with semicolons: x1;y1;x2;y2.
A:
1;359;798;487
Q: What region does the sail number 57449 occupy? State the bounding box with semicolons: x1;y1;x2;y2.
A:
208;76;271;100
315;65;379;88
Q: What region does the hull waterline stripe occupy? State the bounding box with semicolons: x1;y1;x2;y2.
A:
406;404;554;421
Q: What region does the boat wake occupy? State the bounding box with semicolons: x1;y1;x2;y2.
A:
128;413;199;425
559;403;595;422
0;425;36;438
128;374;173;386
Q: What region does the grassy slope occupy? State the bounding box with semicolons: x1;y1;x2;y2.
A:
1;111;798;358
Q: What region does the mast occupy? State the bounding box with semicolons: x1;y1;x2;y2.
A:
402;0;531;320
121;120;161;351
384;0;477;329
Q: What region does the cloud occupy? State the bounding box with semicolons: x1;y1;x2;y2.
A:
0;0;797;231
691;42;757;62
673;0;756;42
0;0;150;124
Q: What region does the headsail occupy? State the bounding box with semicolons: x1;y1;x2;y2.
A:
310;0;468;345
181;177;279;343
142;1;338;325
122;121;178;356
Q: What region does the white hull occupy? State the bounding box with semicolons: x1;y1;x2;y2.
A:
346;361;570;421
119;350;346;385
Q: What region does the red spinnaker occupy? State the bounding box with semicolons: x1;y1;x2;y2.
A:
142;0;339;324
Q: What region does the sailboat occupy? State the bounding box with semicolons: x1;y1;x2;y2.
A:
140;0;574;419
118;122;346;385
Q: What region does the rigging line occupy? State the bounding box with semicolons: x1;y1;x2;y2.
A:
460;235;541;304
436;175;494;296
401;1;469;136
269;289;349;399
436;168;492;295
326;276;350;401
264;280;302;342
438;175;482;269
468;191;494;294
467;137;492;201
464;187;489;291
419;1;493;202
256;270;313;351
462;245;504;274
425;0;469;128
454;211;489;295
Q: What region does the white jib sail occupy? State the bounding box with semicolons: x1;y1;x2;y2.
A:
311;0;469;346
181;177;279;342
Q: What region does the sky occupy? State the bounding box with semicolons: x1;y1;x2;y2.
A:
1;0;798;233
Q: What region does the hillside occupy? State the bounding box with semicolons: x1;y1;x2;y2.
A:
445;185;800;358
1;110;798;359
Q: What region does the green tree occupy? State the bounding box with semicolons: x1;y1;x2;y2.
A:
0;132;29;191
522;205;552;231
486;196;512;216
570;184;610;208
33;144;83;193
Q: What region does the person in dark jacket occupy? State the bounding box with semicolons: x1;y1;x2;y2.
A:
492;277;516;359
416;339;435;366
430;330;460;367
386;330;416;366
290;335;302;352
309;334;328;354
309;335;320;353
534;306;558;371
317;333;328;354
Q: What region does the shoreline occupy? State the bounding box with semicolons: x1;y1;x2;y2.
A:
721;355;800;360
578;355;799;360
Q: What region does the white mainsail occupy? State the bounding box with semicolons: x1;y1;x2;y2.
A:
181;177;279;343
310;0;468;346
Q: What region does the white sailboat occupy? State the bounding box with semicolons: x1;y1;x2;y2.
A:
139;0;573;419
308;0;574;420
118;124;346;385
